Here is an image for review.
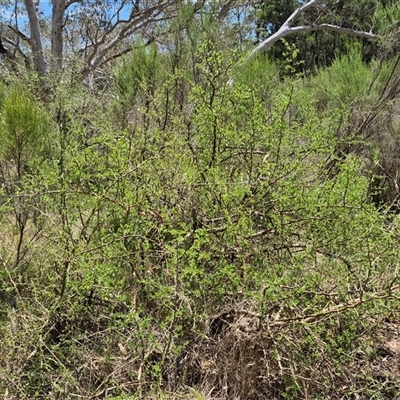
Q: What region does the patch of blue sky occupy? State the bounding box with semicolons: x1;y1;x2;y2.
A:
0;8;14;20
1;2;27;27
39;1;132;23
1;1;132;26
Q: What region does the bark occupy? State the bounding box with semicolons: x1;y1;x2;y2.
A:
0;38;8;55
24;0;47;75
217;0;252;21
217;0;237;20
51;0;67;69
251;0;380;57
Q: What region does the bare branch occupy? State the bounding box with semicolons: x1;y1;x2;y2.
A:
7;25;32;45
2;37;28;60
217;0;237;20
96;36;156;70
286;0;320;26
251;0;380;57
291;24;380;40
82;0;176;76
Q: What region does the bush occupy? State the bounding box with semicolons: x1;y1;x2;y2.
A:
1;40;400;400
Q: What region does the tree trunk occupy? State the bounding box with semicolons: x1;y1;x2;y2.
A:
24;0;47;75
52;0;67;69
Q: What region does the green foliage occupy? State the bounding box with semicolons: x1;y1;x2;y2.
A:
372;1;400;35
311;48;374;109
0;84;49;172
1;17;400;400
114;42;160;109
254;0;396;71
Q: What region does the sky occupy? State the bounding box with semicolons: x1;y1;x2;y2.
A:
0;1;131;27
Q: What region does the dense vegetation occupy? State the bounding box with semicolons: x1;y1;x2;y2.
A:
255;0;400;69
1;1;400;399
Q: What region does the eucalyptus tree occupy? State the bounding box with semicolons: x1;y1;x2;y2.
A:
1;0;182;76
1;0;396;78
0;0;256;78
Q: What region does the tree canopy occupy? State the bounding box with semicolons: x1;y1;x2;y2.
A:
0;0;398;76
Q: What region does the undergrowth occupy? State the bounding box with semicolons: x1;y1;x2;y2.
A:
0;39;400;399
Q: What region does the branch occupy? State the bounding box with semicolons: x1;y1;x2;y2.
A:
7;25;33;45
291;24;380;40
286;0;320;26
273;284;400;325
2;37;28;61
217;0;237;20
96;36;156;70
251;0;380;57
81;0;176;76
65;0;82;9
217;0;251;20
